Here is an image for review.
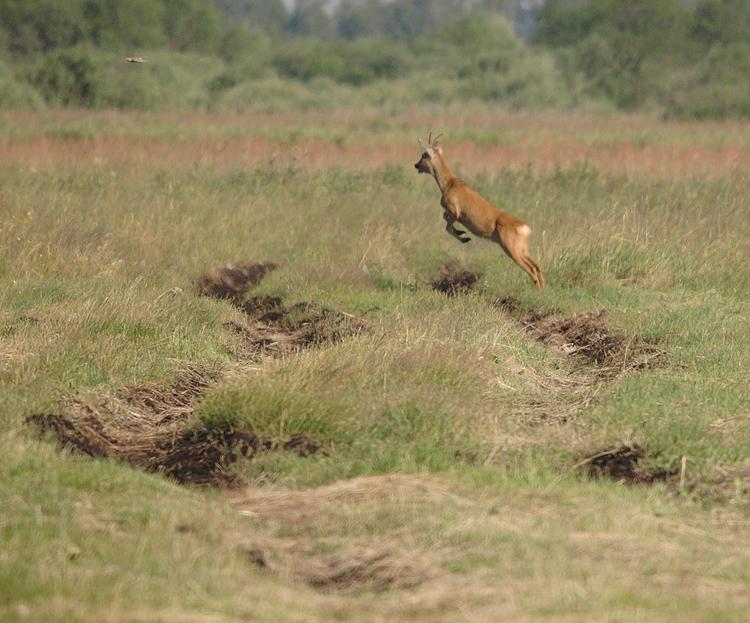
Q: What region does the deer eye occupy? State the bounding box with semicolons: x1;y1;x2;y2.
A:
422;152;430;159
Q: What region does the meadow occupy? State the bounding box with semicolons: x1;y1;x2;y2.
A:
1;108;750;622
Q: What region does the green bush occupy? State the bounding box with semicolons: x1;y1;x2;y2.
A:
25;47;223;110
30;48;99;107
272;39;345;82
665;42;750;119
335;39;410;85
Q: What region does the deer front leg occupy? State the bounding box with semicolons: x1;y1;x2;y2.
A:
443;210;471;244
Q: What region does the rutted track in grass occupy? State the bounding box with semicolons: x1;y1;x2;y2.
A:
27;261;364;486
433;263;672;485
30;261;670;490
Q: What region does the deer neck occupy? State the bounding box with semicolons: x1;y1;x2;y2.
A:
431;154;456;194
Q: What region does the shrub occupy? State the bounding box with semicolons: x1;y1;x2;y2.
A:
30;48;99;107
272;39;345;82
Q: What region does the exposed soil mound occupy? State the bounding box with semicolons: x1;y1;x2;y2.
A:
432;264;481;296
196;261;367;356
27;366;321;487
495;300;663;374
228;296;367;356
580;445;675;485
196;262;277;302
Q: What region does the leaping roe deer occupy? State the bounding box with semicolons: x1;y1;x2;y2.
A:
415;133;544;289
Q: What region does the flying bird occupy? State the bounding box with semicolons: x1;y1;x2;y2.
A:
125;56;147;63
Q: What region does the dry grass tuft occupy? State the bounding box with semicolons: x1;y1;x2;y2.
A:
687;461;750;502
300;545;434;593
233;474;464;524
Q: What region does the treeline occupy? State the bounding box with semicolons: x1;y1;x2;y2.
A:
0;0;749;119
535;0;750;119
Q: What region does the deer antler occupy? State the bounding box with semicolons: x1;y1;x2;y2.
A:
420;132;443;150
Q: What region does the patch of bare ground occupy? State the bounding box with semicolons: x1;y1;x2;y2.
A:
576;444;676;485
227;296;367;357
234;476;452;592
495;298;664;376
196;261;277;303
26;365;322;487
196;261;367;356
431;264;482;297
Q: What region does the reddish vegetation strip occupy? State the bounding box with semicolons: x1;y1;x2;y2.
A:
4;135;749;179
3;110;750;178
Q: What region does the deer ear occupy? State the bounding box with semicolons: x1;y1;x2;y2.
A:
434;145;443;155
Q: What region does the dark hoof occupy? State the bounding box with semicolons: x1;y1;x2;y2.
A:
460;237;471;244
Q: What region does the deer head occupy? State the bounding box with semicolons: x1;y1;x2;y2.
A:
414;132;443;175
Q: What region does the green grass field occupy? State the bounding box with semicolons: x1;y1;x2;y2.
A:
2;109;749;622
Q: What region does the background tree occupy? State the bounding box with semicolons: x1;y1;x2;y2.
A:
82;0;166;49
0;0;87;53
163;0;221;52
212;0;288;33
287;0;337;40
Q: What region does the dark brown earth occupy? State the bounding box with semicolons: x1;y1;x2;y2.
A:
197;262;367;356
27;366;322;486
495;298;663;374
228;296;367;356
431;264;482;296
580;444;675;485
196;262;278;302
430;267;662;373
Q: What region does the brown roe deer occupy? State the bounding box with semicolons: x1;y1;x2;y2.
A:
415;133;544;289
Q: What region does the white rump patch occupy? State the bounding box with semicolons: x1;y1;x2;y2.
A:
517;224;531;237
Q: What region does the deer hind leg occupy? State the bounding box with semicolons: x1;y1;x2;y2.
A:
497;223;544;289
443;211;471;244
